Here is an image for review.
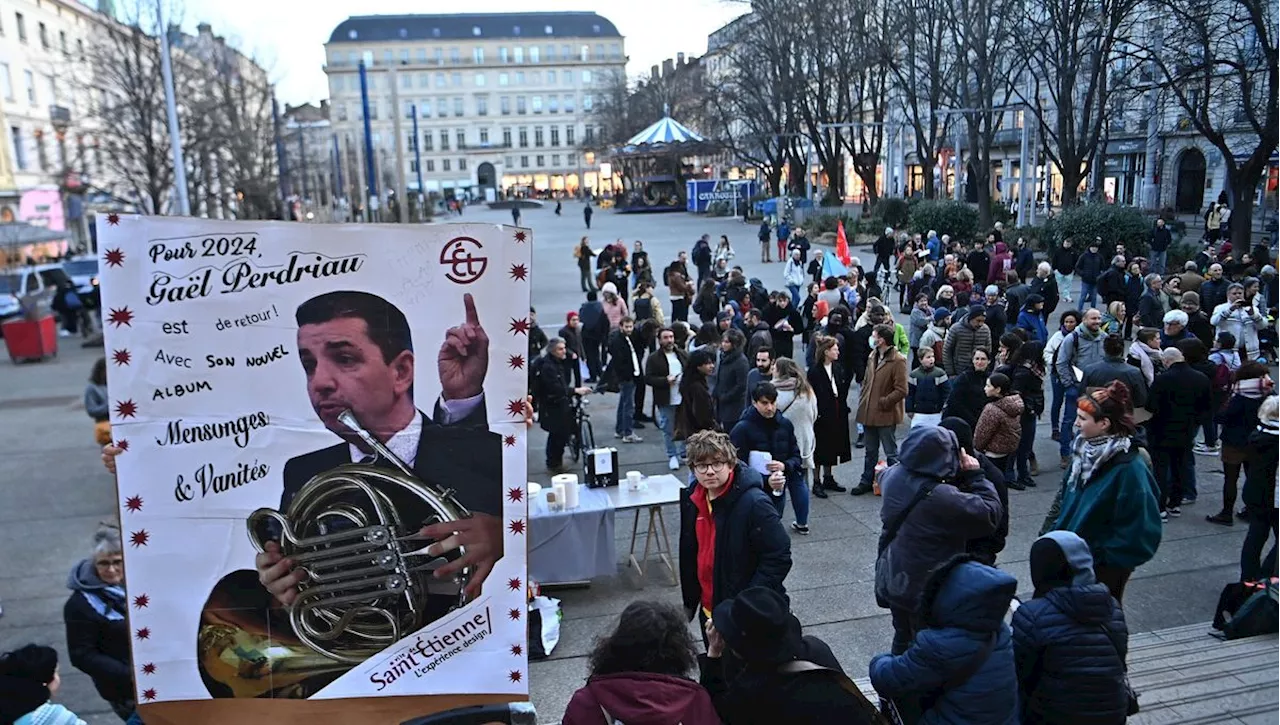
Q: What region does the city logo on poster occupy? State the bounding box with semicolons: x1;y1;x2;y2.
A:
441;236;488;284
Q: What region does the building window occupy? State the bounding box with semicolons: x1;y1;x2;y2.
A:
566;154;576;166
459;158;467;171
580;45;589;61
520;155;529;168
530;47;540;63
421;99;431;116
418;73;430;87
531;71;541;85
456;130;465;148
566;126;576;145
15;13;25;43
381;50;392;65
24;70;35;104
475;72;486;86
499;72;509;86
449;47;460;64
336;103;347;121
502;127;512;146
534;127;544;147
476;96;488;115
514;47;524;63
548;96;559;113
0;64;10;100
443;159;451;171
518;128;528;148
479;128;489;144
404;100;414;118
399;49;410;64
441;130;450;150
436;72;446;87
38;21;48;49
611;43;621;59
516;96;526;114
562;44;571;59
422;133;433;151
453;97;464;116
10;126;24;169
582;70;592;84
400;73;412;89
584;126;595;143
369;100;378;120
536;155;544;167
35;131;46;170
434;48;443;64
552;154;561;166
500;96;510;114
594;44;604;60
426;159;435;171
451;72;462;87
473;26;481;36
583;94;593;111
515;71;525;85
506;156;514;167
546;45;556;61
59;30;67;54
474;47;484;63
437;101;447;118
499;47;509;63
532;96;542;113
410;158;418;173
547;70;557;84
416;48;428;63
564;94;574;113
550;127;560;146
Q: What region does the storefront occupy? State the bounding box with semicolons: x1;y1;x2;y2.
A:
1101;138;1146;206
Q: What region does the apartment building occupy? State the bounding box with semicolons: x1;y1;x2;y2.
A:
324;12;626;201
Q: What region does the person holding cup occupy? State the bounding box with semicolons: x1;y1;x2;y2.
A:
730;382;809;535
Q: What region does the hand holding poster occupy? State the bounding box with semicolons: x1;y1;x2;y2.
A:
98;217;530;719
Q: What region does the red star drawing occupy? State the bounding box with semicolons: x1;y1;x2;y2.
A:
508;317;530;335
106;212;121;226
507;577;522;591
133;593;149;608
111;348;131;366
114;399;137;419
107;307;133;328
509;263;528;281
140;663;156;675
503;434;517;447
124;495;142;512
508;608;522;621
116;439;130;452
135;627;151;640
508;670;522;683
508;519;526;535
513;230;527;243
507;353;524;370
506;398;525;417
102;247;125;267
510;643;523;656
507;486;523;502
141;688;156;702
129;529;149;547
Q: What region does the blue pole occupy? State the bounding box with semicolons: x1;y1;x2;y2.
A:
411;104;425;206
358;61;378;206
332;134;344;197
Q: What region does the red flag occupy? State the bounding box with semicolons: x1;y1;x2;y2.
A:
835;220;853;267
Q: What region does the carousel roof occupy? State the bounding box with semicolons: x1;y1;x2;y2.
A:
626;115;705;146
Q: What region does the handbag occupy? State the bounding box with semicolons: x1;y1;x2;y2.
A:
779;660;890;725
1095;624;1140;716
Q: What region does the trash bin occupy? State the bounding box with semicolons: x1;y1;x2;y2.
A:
2;315;57;362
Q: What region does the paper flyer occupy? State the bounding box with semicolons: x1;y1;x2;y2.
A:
97;216;531;706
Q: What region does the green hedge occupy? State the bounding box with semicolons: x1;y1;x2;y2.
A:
908;200;981;242
1052;204;1152;257
877;197;911;227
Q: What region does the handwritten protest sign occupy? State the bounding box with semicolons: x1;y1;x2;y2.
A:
98;216;530;718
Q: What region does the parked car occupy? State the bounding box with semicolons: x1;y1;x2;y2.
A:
0;264;72;322
62;257;100;308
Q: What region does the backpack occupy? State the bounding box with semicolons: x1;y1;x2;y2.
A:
1211;362;1234;399
1213;579;1279;640
63;289;83;310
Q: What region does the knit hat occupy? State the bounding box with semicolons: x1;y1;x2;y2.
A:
968;304;987;320
984;285;999;296
601;281;618;296
566;311;579;323
1076;380;1135;436
933;307;952;323
712;587;804;665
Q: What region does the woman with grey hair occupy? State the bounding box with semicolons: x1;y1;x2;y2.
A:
63;525;134;720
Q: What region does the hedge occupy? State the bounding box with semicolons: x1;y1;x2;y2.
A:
1050;204;1152;258
908;200;981;242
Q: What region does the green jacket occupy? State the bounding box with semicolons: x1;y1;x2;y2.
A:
893;322;910;359
1053;448;1162;570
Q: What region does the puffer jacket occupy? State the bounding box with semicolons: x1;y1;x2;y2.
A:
1013;531;1129;725
871;557;1019;725
1241;422;1279;510
943;319;992;377
907;366;951;415
974;395;1024;457
875;427;1003;613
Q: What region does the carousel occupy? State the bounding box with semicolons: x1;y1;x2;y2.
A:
607;112;716;213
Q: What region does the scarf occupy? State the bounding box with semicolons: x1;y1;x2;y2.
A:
1068;434;1131;491
1234;377;1270;399
1258;419;1280;436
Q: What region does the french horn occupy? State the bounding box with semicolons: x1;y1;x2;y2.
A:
245;409;474;664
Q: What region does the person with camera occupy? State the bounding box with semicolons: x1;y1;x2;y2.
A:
1211;282;1268;362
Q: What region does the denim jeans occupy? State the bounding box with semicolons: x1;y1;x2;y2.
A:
1149;249;1167;274
1049;376;1066;433
616;381;636;436
1080;282;1098;310
1202;419;1219;447
655;404;683;458
1241;507;1279;582
861;425;899;484
787;284;801;307
1152;446;1196;510
1060;385;1079;457
1054;272;1075;301
768;471;811;526
579;267;595;292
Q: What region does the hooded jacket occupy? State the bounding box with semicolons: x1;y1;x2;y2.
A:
562;672;721;725
875;427;1003;613
679;464;792;619
63;559;132;705
1054;444;1162;570
987;242;1013;286
1012;532;1129;725
871;558;1019;725
711;346;750;430
974;395;1024;456
1242;422;1279;510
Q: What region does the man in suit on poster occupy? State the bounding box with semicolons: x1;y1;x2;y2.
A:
256;290;504;606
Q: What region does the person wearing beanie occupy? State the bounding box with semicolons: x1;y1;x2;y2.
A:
1178;290;1214;345
871;555;1019;724
917;307;951;369
1146;346;1212;518
1012;531;1131;725
943;304;991;377
1047;381;1162;603
700;587;879;724
1015;293;1049;343
0;644;84;725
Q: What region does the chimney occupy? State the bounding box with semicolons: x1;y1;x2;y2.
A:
676;52;685;66
320;99;330;116
662;58;674;77
197;22;212;35
650;64;659;80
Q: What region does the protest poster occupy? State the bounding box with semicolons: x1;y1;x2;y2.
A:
97;216;531;721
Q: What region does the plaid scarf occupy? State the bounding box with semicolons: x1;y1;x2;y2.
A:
1069;434;1131;491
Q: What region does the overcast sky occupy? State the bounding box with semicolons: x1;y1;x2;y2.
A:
170;0;747;106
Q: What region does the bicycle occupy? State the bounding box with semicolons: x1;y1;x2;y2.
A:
568;394;597;467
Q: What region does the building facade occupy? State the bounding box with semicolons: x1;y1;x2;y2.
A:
323;12;625;204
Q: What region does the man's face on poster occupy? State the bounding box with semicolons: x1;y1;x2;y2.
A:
298;316;414;439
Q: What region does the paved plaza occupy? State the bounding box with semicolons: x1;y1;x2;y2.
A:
0;204;1262;723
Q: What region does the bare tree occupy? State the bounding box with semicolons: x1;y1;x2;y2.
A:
1136;0;1277;250
833;0;897;208
1013;0;1142;207
889;0;958;199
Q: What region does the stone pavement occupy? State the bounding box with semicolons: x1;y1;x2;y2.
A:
0;205;1269;724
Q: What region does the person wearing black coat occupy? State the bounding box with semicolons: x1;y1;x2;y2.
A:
579;292;610;382
1239;403;1279;582
731;386;808;529
1145;348;1212;514
763;297;803;361
941;417;1009;567
64;530;134;720
943;348;994;430
1095;256;1128;306
711;329;751;431
808;335;852;491
1075;242;1105;308
1013;531;1130;725
968;246;992;287
559;314;586;387
701;587;878;725
1029;266;1060;322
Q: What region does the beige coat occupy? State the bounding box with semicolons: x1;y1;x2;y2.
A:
856;346;908;427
